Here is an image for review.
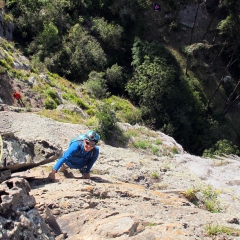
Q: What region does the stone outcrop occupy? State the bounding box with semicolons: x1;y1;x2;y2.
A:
0;11;14;40
1;111;240;239
1;133;62;172
0;177;54;239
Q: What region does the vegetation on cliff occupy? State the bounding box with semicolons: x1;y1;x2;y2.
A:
1;0;240;156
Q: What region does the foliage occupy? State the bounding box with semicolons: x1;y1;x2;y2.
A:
133;140;151;149
151;146;159;155
104;96;142;125
44;98;57;110
182;187;199;202
106;63;123;89
171;147;179;154
109;0;147;24
39;109;84;124
206;224;240;236
149;223;157;227
37;22;59;50
203;139;240;158
54;24;107;81
96;103;118;141
75;99;90;110
45;88;60;105
155;139;162;145
84;71;108;99
151;171;159;179
183;185;221;213
202;185;222;213
92;17;123;49
4;0;240;156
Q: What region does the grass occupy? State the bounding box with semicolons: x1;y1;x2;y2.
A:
155;139;162;145
149;223;157;227
133;140;152;149
182;187;199;202
126;129;140;137
151;171;159;179
171;147;179;154
202;185;222;213
39;109;85;124
104;95;142;124
151;146;159;155
206;224;240;237
182;185;222;213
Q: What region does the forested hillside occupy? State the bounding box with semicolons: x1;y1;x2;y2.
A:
1;0;240;156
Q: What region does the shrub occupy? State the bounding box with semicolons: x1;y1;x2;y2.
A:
203;139;240;158
45;89;60;105
86;109;95;116
106;63;123;88
75;98;90;110
84;71;108;99
92;17;123;49
182;187;199;202
202;185;221;213
104;96;142;125
96;103;118;140
206;224;240;236
44;98;57;109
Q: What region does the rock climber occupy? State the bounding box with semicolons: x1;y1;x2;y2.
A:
48;130;100;180
12;90;24;107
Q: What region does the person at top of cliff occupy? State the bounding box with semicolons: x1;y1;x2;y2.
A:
12;90;24;107
48;130;100;180
153;3;161;11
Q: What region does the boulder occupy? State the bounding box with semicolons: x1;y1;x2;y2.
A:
1;133;62;172
0;177;54;239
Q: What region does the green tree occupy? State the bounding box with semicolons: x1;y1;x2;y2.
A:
127;54;178;127
203;139;240;157
52;24;107;81
84;71;108;99
92;17;123;49
38;22;59;50
106;63;123;89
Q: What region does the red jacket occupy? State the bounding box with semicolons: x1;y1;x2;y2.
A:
12;92;21;99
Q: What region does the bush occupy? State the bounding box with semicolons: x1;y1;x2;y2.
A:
44;98;57;109
96;103;118;140
45;89;60;105
84;71;108;99
75;98;90;110
92;18;123;49
203;139;240;158
106;63;123;88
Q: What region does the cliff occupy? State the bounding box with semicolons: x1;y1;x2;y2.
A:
1;111;240;239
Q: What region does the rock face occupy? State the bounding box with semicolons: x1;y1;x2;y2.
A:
0;177;54;239
1;133;62;172
1;111;240;239
0;11;14;40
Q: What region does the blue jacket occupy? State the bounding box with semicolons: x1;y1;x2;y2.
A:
53;141;99;173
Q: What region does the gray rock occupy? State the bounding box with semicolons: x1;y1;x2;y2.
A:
0;177;54;239
178;4;207;28
1;133;62;172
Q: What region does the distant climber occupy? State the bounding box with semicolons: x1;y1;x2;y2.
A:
12;90;24;107
48;130;100;180
153;3;161;11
